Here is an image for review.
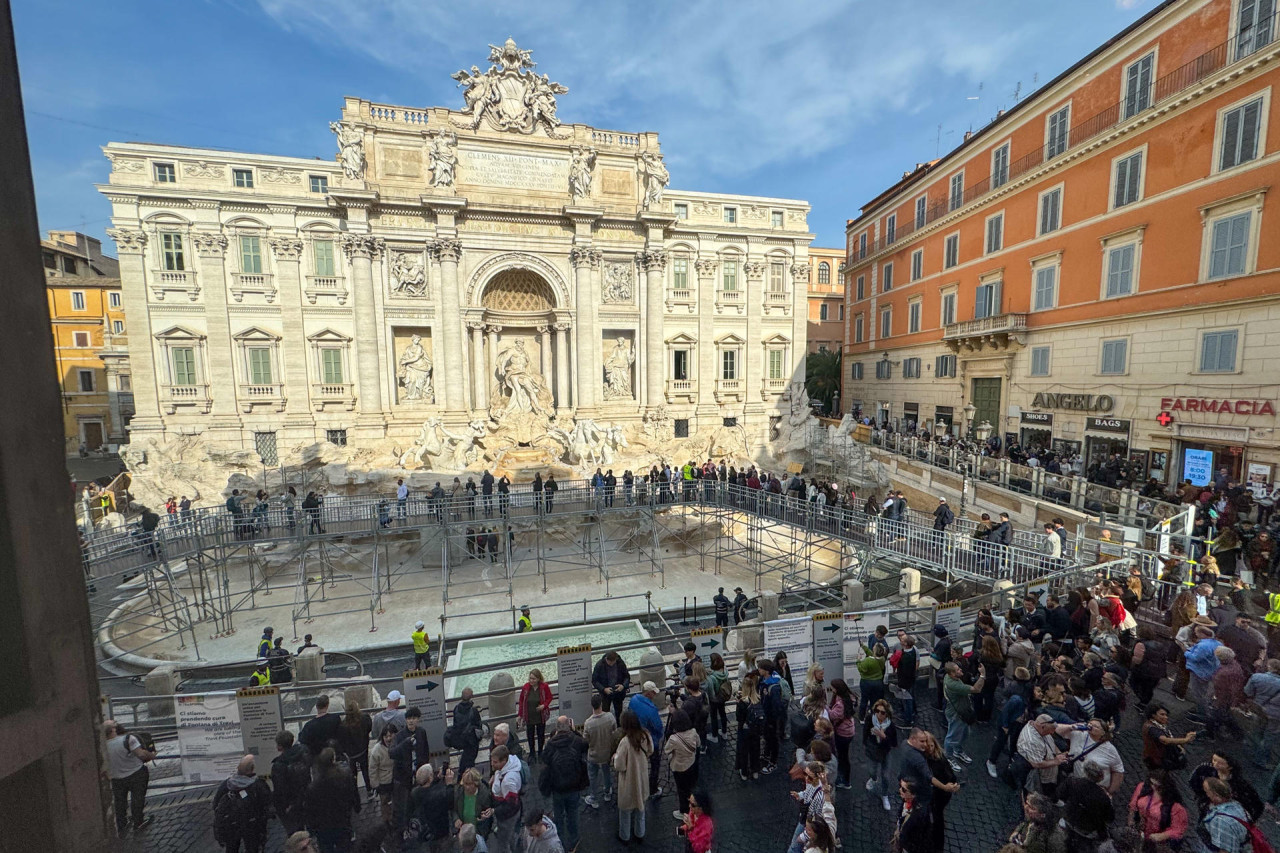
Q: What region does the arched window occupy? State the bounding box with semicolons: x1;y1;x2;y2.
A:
818;261;831;284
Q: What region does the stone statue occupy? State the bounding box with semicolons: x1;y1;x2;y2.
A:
397;335;434;401
390;252;426;297
603;337;635;400
638;151;669;209
451;39;568;135
568;146;596;201
329;122;366;180
427;131;458;188
491;339;554;418
401;417;488;469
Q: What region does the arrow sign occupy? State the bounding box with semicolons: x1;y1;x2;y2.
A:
413;681;440;692
700;639;719;649
822;623;840;633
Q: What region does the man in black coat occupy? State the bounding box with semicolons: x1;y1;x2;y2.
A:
540;716;589;852
390;708;430;829
298;695;342;755
451;687;485;773
591;650;632;719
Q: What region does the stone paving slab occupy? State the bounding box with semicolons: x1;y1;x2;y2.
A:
120;680;1280;853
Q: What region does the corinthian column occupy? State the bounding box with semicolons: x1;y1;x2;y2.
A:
554;322;571;414
430;238;466;414
469;321;487;412
570;247;600;413
641;249;668;410
341;234;385;417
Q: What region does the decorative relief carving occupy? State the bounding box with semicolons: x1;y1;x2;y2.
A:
787;209;807;224
602;262;634;303
329;122;366;180
742;205;768;221
692;201;718;217
107;228;147;253
107;156;145;174
268;237;304;260
568;146;596;200
426;130;458;188
191;232;227;256
638;152;669;210
183;160;225;179
390;251;427;297
430;238;463;263
261;167;302;185
743;261;766;279
451;38;569;135
790;263;811;283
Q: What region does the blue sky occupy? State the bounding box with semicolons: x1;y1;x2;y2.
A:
16;0;1161;252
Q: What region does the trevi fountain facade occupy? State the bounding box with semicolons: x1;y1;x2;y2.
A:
99;40;820;504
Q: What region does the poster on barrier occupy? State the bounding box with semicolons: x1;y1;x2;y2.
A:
691;626;724;658
403;668;448;759
556;645;593;726
811;612;844;684
764;616;812;674
933;602;964;642
237;686;283;762
175;692;242;783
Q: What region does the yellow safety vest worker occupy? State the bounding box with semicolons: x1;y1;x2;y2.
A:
250;669;270;687
1266;593;1280;625
412;630;429;654
517;614;532;633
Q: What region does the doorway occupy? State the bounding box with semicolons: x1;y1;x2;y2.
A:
970;378;1001;435
81;421;104;450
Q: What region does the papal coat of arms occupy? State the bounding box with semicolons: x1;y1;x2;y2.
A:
451;38;569;135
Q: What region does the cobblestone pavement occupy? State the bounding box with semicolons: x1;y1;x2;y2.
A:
119;680;1280;853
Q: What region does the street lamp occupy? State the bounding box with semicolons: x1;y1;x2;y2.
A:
962;402;977;439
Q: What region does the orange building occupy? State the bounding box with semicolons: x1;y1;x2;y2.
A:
843;0;1280;490
806;247;845;353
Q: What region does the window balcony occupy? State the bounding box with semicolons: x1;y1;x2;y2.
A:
664;378;696;404
763;290;791;315
238;383;286;413
161;383;211;415
230;272;277;303
942;312;1027;353
761;377;788;398
149;269;200;302
665;289;696;313
715;289;745;315
304;275;349;305
714;378;744;402
311;382;356;412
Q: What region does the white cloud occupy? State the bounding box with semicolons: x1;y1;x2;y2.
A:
1115;0;1143;8
252;0;1041;183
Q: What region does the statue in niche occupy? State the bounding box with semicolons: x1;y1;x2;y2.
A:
568;146;596;200
638;151;669;209
427;131;458;188
491;339;554;419
603;337;635;400
390;252;426;296
397;334;434;401
329;121;366;180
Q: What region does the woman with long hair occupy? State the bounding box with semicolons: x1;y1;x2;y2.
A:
664;708;701;820
613;709;653;843
801;816;837;853
1130;769;1188;852
918;730;957;852
1189;752;1265;823
827;678;857;790
893;779;933;853
517;668;552;761
975;635;1004;722
862;699;898;811
705;652;730;745
339;702;373;796
735;672;763;780
679;790;714;853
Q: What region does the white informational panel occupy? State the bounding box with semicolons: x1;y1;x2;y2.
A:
237;686;283;762
690;627;725;660
556;644;594;726
841;610;889;685
811;612;844;686
403;668;448;760
933;603;964;642
175;692;242;783
764;616;813;675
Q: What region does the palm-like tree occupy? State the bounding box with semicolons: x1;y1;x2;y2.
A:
804;349;841;413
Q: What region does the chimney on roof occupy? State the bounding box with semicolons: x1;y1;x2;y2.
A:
963;131;973;142
996;109;1005;119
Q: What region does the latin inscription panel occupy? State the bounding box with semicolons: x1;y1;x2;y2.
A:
459;149;568;192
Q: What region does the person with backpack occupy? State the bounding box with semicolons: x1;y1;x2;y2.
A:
680;672;710;753
591;650;631;721
735;672;765;781
630;681;666;799
1201;777;1258;853
213;755;273;853
337;704;373;798
407;763;452;851
105;720;157;837
301;747;361;853
583;694;618;808
271;730;313;835
368;725;396;826
664;708;701;821
447;686;485;773
539;716;588;853
756;660;785;774
892;632;919;725
705;653;731;744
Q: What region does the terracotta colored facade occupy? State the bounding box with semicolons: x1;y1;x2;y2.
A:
807;246;845;353
843;0;1280;489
